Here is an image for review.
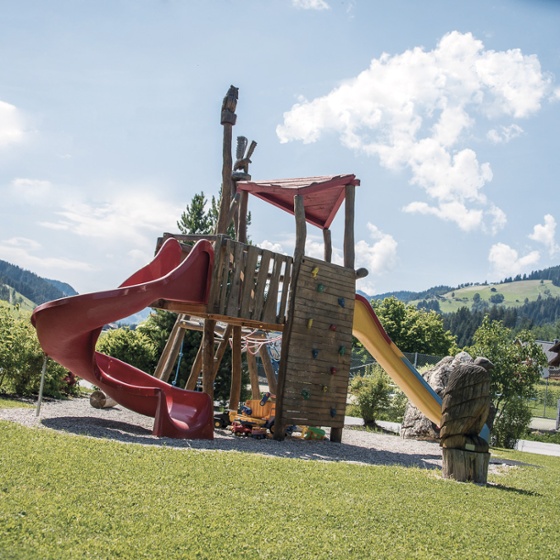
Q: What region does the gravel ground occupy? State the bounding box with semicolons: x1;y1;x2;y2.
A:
0;397;516;472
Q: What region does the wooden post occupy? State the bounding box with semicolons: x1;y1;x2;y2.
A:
237;190;249;244
343;184;355;269
274;194;306;440
247;350;260;399
229;326;243;411
258;345;278;395
154;316;186;381
185;344;203;390
442;449;490;485
216;85;237;236
211;324;233;383
202;319;216;399
323;228;332;263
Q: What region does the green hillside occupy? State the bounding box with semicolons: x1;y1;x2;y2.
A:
411;279;560;313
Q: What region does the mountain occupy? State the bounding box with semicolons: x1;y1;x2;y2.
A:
45;278;78;298
0;260;70;305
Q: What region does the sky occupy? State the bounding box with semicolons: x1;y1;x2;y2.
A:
1;0;560;298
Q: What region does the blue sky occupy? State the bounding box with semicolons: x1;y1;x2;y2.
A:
1;0;559;297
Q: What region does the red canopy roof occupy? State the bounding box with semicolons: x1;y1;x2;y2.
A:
236;174;360;229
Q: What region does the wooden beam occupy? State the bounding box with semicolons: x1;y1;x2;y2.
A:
247;350;260;399
229;326;243;411
154;314;186;381
202;319;216;399
258;345;278;395
323;228;332;263
237;190;249;244
343;184;355;269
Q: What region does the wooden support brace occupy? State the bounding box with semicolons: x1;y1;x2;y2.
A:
229;326;243;411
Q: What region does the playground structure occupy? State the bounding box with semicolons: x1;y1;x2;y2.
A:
32;86;442;441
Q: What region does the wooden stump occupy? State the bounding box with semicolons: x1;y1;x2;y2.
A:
442;448;490;484
89;390;117;409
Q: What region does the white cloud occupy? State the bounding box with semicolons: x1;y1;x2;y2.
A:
10;178;53;204
292;0;330;10
277;31;553;233
258;240;287;254
0;237;93;276
39;190;181;247
0;100;25;147
488;242;540;280
529;214;560;257
487;124;523;144
355;223;398;294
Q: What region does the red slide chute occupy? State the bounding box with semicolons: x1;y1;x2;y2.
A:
32;238;215;439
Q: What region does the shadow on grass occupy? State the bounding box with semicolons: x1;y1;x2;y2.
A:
486;483;542;497
41;415;443;470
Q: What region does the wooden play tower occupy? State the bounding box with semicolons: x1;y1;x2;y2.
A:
150;87;363;442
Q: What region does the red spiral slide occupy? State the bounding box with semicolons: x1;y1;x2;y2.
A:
31;238;215;439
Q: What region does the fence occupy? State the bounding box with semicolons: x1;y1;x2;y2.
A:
350;351;444;378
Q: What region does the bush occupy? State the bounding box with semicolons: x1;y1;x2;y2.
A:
491;396;533;449
0;306;79;398
349;366;392;427
96;327;158;374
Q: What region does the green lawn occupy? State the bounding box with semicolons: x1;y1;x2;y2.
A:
1;421;559;559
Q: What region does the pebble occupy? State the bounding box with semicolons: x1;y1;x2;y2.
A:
0;396;496;472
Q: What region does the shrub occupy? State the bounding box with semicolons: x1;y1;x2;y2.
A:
96;327;158;374
491;396;533;449
349;365;392;427
0;306;79;398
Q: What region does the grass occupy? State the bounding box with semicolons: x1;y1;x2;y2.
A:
0;395;34;409
1;422;560;559
410;279;560;313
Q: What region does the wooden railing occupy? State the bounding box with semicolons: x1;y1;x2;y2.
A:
207;237;293;328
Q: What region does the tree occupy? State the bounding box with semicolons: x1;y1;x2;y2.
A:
177;192;213;235
370;297;457;356
468;316;547;447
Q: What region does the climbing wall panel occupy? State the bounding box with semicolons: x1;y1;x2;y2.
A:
278;257;355;429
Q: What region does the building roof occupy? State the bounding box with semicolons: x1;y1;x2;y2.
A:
236;174;360;229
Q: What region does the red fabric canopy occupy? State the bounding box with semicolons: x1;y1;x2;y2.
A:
236;174;360;229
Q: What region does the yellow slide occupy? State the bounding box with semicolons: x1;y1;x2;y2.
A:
352;294;442;425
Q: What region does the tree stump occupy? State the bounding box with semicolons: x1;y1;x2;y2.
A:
442;448;490;484
89;390;117;409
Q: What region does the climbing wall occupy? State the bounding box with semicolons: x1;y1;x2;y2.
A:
278;256;355;430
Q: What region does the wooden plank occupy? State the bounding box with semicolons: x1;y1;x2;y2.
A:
252;250;272;321
262;254;284;324
277;258;292;321
226;242;246;317
239;246;260;317
217;242;233;314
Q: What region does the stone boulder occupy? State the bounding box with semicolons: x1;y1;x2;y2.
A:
400;351;474;441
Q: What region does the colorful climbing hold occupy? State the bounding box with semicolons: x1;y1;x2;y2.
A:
301;389;311;400
338;345;346;356
311;266;320;278
338;297;345;308
312;349;319;359
307;318;313;329
317;283;326;293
